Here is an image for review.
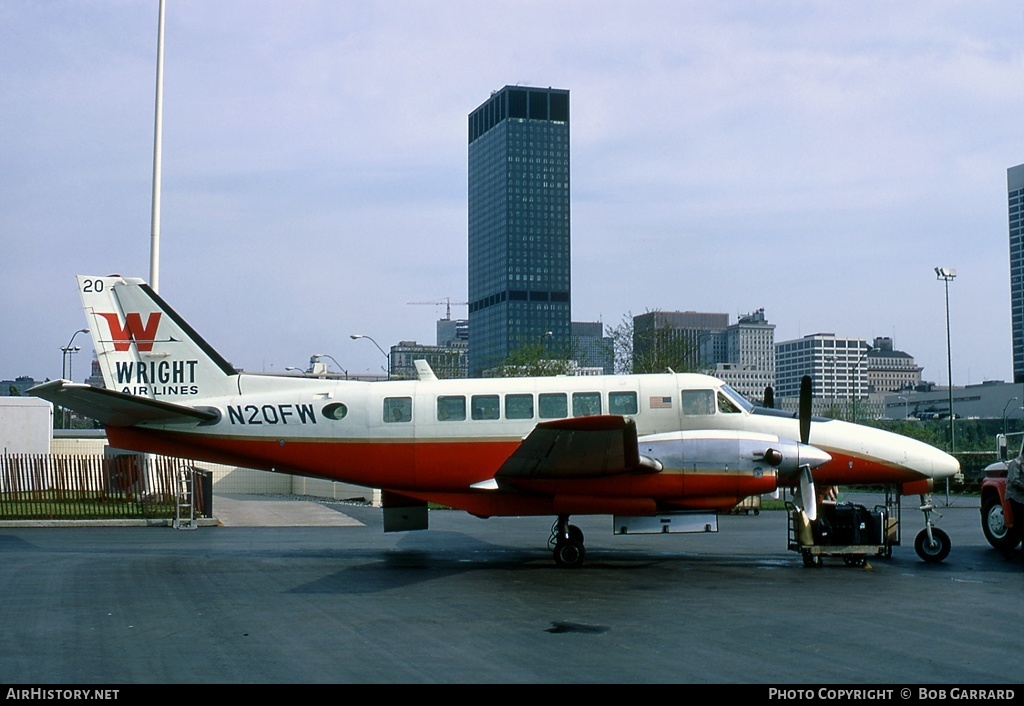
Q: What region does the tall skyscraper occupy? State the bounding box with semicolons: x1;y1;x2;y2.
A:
1009;163;1024;383
467;86;571;377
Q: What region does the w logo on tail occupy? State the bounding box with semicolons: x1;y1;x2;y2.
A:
98;313;162;352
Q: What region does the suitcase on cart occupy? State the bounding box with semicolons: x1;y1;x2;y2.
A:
816;503;882;546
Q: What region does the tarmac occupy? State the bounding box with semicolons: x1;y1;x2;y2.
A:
208;494;366;527
2;495;1020;684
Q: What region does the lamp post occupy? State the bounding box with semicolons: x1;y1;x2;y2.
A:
1003;397;1020;435
61;328;89;381
898;395;908;421
935;267;956;452
60;328;89;428
312;353;348;380
851;344;876;424
351;335;390;379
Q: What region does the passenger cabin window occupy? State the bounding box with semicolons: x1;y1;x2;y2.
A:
572;392;602;417
609;391;638;415
539;392;568;419
437;395;466;422
681;389;715;416
505;393;534;420
384;397;412;423
717;391;742;414
471;394;500;420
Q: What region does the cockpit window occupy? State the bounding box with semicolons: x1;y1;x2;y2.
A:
717;391;741;414
719;384;754;413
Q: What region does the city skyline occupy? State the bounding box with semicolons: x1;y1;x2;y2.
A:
2;3;1022;385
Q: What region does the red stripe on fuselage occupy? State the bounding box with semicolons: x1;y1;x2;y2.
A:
813;450;920;486
104;426;777;512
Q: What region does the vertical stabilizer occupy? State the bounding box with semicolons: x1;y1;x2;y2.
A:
78;275;238;401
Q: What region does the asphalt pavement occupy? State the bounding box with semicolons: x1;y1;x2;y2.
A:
1;496;1021;685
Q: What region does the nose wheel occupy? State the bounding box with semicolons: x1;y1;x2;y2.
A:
914;526;951;563
914;495;951;563
550;516;586;568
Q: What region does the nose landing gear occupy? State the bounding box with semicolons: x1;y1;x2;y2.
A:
914;495;951;563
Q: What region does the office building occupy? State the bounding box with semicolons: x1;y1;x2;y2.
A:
1009;164;1024;382
467;85;571;377
716;309;776;403
632;311;729;373
572;321;614;375
775;333;870;403
866;337;922;395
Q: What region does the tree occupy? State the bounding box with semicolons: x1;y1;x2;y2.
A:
496;338;577;377
605;310;702;374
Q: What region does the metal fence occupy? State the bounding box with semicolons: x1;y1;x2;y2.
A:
0;454;208;521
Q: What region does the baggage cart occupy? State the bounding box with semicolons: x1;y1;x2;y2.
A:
787;489;901;567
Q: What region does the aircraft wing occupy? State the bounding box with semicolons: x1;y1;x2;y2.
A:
29;380;218;428
495;415;662;481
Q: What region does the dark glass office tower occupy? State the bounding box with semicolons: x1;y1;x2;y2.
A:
1010;164;1024;382
467;86;571;377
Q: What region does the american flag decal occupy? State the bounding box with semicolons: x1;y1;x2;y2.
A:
649;396;673;409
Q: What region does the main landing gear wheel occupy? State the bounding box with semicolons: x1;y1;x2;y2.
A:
914;527;951;563
550;516;586;568
553;539;586;568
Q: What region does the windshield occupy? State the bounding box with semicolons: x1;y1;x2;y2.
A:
718;384;754;413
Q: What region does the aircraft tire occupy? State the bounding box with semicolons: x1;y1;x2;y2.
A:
553;540;585;568
981;495;1021;550
914;527;951;564
568;525;584;545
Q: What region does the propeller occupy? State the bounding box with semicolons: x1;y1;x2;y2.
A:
797;375;817;522
798;376;811;446
763;385;775;409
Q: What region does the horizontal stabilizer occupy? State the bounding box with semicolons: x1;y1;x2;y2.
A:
496;415;657;481
29;380;217;428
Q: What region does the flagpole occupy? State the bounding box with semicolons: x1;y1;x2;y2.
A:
149;0;165;293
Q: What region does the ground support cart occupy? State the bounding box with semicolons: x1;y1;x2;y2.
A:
787;489;901;567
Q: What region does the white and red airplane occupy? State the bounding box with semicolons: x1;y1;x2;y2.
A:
32;275;961;566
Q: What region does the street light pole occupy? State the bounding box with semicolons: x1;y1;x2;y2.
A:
351;335;390;379
935;267;956;452
851;344;875;424
312;353;348;380
59;328;89;428
1004;397;1020;435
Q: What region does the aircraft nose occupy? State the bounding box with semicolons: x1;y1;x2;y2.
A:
931;448;961;479
799;443;832;470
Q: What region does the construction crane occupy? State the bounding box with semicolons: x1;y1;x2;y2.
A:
407;298;468;320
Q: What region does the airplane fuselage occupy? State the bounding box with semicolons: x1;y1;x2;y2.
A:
103;371;958;515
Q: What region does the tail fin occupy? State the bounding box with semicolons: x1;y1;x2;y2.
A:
79;275;238;401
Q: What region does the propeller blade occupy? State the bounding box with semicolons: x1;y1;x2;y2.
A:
799;375;812;445
763;385;774;409
799;465;817;522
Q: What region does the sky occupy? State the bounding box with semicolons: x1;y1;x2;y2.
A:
2;1;1023;386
